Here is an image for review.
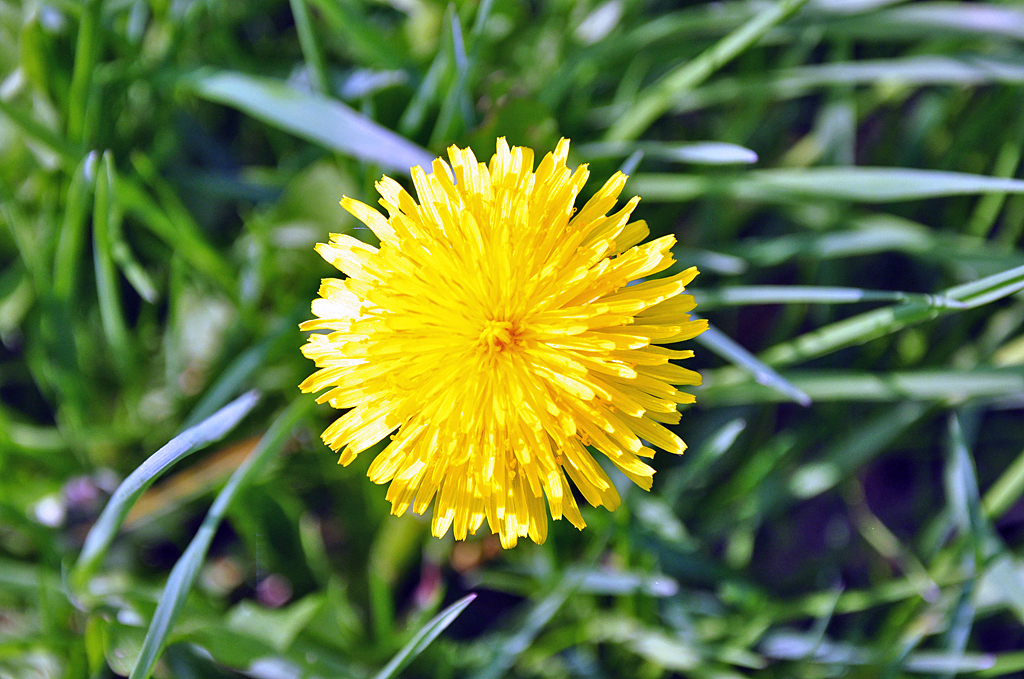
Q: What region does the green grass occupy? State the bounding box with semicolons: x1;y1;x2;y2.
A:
3;0;1024;677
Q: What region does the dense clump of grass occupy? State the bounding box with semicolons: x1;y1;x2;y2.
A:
3;0;1024;677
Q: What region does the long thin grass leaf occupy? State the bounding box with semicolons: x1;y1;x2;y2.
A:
702;368;1024;405
579;141;759;165
469;571;582;679
181;306;305;431
289;0;329;95
695;319;811;405
116;178;236;296
92;151;132;377
662;56;1024;116
53;152;97;303
371;594;477;679
606;0;812;141
66;0;99;144
694;286;967;309
186;70;433;173
982;444;1024;520
71;391;260;590
129;396;313;679
633;167;1024;203
756;264;1024;369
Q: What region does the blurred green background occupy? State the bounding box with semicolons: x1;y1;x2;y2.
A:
4;0;1024;677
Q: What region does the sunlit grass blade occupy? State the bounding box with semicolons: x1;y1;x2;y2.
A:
662;418;746;504
695;318;811;406
186;70;433;173
70;391;260;591
702;368;1024;405
289;0;328;95
429;7;473;148
824;3;1024;42
0;98;77;166
944;414;993;570
371;594;477;679
632;167;1024;203
129;396;313;679
694;286;967;310
756;264;1024;369
578;140;758;165
760;631;996;673
66;0;99;145
53;151;97;303
180;306;305;431
606;0;812;141
92;151;132;377
982;443;1024;520
469;571;582;679
662;56;1024;116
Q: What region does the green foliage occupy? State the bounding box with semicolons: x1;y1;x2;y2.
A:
3;0;1024;678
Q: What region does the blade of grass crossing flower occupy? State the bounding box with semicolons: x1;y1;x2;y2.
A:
371;594;477;679
71;391;260;590
289;0;329;95
694;318;811;405
758;264;1024;369
52;152;98;303
606;0;812;141
129;396;313;679
92;151;132;377
631;168;1024;203
186;70;434;174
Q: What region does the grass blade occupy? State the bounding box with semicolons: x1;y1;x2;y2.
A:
186;70;433;174
53;152;97;303
116;177;236;296
606;0;812;141
371;594;477;679
70;391;260;590
632;167;1024;203
289;0;329;96
695;318;811;406
664;56;1024;116
129;396;314;679
694;286;967;309
469;571;582;679
756;264;1024;369
982;442;1024;520
701;368;1024;405
578;141;758;165
92;151;132;377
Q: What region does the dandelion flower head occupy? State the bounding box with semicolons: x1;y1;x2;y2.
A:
300;138;707;548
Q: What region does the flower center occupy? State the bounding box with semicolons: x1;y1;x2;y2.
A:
478;319;519;353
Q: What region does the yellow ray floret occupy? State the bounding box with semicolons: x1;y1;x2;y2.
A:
299;138;707;548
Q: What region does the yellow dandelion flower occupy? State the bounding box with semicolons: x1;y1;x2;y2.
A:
299;138;707;548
